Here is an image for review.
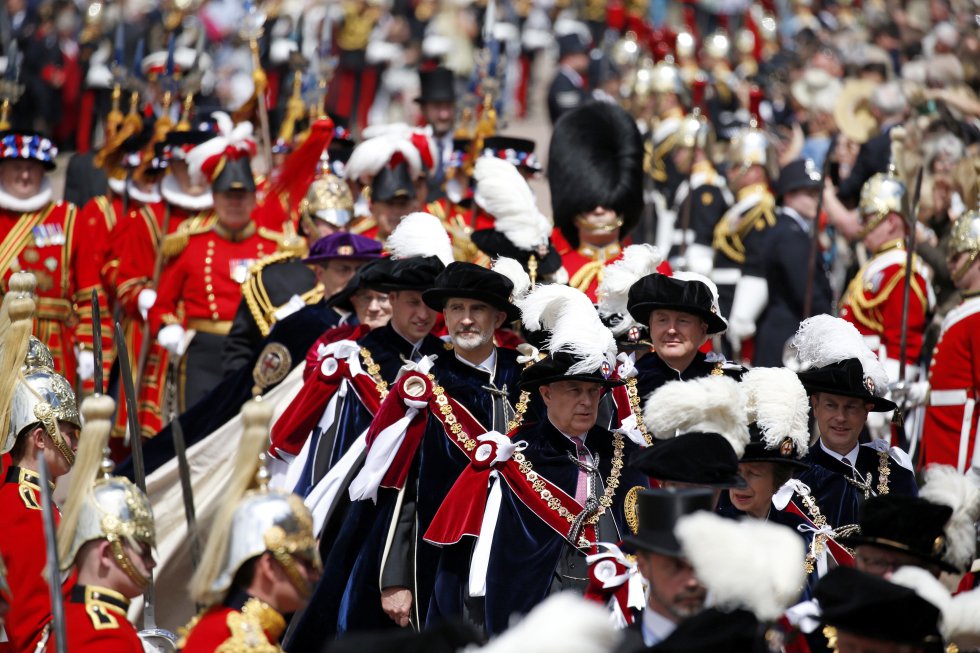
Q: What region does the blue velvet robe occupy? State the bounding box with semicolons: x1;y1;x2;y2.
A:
633;350;743;403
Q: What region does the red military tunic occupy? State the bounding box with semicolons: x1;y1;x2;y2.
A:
0;192;108;392
178;597;287;652
0;467;74;653
839;240;933;368
46;585;142;652
427;197;493;265
921;293;980;472
556;233;673;302
113;189;216;442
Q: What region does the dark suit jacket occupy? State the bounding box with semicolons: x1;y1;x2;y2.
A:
614;622;647;653
836;127;893;203
547;69;589;125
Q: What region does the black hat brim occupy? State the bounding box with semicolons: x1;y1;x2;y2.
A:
629;435;748;489
628;300;728;336
621;531;685;556
835;535;958;574
797;371;897;412
470;230;563;276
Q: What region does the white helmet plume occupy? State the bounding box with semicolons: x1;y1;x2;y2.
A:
386;212;453;265
596;245;664;335
473;156;552;251
643;376;750;457
741;367;810;458
791;314;889;392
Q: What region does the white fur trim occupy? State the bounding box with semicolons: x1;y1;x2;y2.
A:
0;178;53;213
161;175;214;212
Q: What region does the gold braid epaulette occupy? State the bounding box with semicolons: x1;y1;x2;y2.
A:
215;598;286;652
161;215;216;259
241;251;301;337
712;192;777;264
840;255;928;333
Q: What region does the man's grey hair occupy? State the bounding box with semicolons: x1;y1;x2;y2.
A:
871;81;907;118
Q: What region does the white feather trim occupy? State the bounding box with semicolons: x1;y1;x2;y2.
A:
643;376;750;456
473;157;550;250
185;111;254;186
919;464;980;571
473;593;618;653
386;212;453;265
492;257;531;301
675;512;805;621
516;284;617;376
791;315;889;392
345;137;395;182
943;587;980;648
889;566;950;611
596;245;663;335
741;367;810;457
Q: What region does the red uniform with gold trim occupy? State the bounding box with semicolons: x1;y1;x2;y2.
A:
46;585;142;652
178;597;287;652
426;197;494;265
921;293;980;472
113;203;216;441
555;231;673;302
0;198;109;392
839;240;933;369
0;467;75;653
148;221;280;410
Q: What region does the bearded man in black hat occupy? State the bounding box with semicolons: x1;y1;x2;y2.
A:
424;284;649;636
615;489;715;652
727;159;833;367
417;67;457;201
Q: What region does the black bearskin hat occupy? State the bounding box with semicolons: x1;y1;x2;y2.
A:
548;101;644;249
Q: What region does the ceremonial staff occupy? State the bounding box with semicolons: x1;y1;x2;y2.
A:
91;291;104;395
242;0;273;169
895;163;924;455
802;133;837;319
37;454;67;653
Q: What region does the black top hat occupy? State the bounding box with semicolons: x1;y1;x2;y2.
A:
647;608;763;653
373;256;445;293
212;156;256;193
557;32;589;59
470;230;563;278
518;351;624;390
549;102;643;249
627;273;728;335
816;567;942;645
327;258;391;311
777;158;823;197
739;424;810;470
837;495;957;573
371;162;415;203
422;262;520;321
416;67;456;104
628;433;747;489
622;488;716;555
796;358;897;412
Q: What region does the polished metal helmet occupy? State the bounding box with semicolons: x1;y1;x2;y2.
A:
728;127;778;180
735;28;756;55
947;207;980;281
858;170;906;237
5;341;80;461
650;60;686;96
299;173;354;231
211;489;320;599
704;31;731;60
675;30;696;59
611;32;641;68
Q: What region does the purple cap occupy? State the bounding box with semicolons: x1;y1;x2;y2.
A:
303;232;384;265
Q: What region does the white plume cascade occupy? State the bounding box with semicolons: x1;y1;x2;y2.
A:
643;376;750;457
791;314;890;391
473;156;552;251
741;367;811;457
492;256;532;301
186;111;254;185
596;244;664;335
344;134;422;182
469;593;618;653
675;511;806;621
516;284;617;376
919;464;980;571
890;566;980;648
386;212;454;265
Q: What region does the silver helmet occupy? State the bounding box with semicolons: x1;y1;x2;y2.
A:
57;395;156;589
299;173;354;232
858;170;906;238
211;490;320;599
947;207;980;281
5;339;80;461
727;87;778;180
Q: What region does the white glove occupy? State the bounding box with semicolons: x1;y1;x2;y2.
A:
158;324;188;357
76;349;95;381
684;243;715;277
889;380;929;407
138;289;157;320
726;275;768;347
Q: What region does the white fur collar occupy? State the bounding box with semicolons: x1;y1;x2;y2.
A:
0;178;53;212
161;175;213;212
107;177;162;205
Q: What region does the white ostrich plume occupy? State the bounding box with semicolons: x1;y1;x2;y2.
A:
919;464;980;571
471;593;617;653
492;257;532;301
791;314;889;392
643;376;750;456
741;367;811;457
344;135;422;182
386;212;453;265
516;284;616;376
596;244;664;335
676;512;805;621
186;111;254;185
474;156;552;251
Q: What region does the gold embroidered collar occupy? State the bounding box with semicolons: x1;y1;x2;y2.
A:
213;221;257;242
577;242;622;262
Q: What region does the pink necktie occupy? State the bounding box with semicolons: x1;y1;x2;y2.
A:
573;437;589;506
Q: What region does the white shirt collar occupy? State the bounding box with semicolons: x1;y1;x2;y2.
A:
641;608;678;646
548;417;587;443
820;438;859;467
454;347;497;378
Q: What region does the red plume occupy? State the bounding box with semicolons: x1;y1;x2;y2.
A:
683;3;698;41
264;117;335;215
692;76;708;115
748;86;765;127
